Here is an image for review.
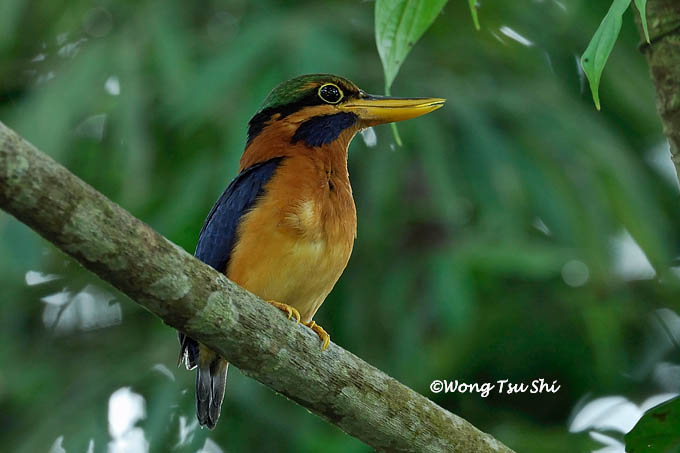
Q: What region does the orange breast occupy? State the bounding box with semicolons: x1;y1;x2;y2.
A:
225;153;356;322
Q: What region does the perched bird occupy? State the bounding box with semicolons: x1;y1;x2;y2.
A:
178;74;444;429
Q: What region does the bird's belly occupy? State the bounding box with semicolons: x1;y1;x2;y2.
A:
225;206;353;322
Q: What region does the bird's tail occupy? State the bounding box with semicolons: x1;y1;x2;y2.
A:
196;354;229;429
178;333;228;429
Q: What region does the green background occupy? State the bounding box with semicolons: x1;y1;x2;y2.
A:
1;0;678;451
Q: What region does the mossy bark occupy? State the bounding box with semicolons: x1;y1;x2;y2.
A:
0;121;514;453
637;0;680;182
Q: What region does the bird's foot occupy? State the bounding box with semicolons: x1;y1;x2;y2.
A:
265;300;301;323
305;320;330;351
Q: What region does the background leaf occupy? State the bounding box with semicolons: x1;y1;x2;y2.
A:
375;0;447;145
375;0;448;91
625;396;680;452
634;0;650;44
468;0;480;31
580;0;632;110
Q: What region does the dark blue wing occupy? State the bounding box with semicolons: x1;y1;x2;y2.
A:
179;157;284;370
194;157;284;272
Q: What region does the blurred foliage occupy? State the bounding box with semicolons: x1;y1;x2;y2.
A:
1;0;679;452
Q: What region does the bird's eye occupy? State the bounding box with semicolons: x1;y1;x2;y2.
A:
318;83;343;104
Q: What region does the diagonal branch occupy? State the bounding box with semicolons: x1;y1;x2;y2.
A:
0;121;514;453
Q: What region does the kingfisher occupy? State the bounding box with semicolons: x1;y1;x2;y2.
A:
177;74;444;429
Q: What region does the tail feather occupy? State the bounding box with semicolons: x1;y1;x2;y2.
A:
196;365;213;427
195;350;229;429
178;333;229;429
209;360;228;426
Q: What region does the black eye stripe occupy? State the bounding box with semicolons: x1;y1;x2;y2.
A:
318;83;343;104
248;82;352;143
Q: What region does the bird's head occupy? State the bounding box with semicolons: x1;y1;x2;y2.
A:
244;74;444;155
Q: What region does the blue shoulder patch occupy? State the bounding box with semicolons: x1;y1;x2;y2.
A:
194;157;284;272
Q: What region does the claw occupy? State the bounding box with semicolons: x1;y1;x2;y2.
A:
265;300;301;323
305;320;330;351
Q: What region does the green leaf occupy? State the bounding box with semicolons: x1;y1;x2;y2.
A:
633;0;650;43
468;0;480;31
375;0;448;91
625;396;680;453
375;0;447;144
580;0;632;110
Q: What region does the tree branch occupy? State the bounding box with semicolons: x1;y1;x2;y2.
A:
0;121;514;453
637;0;680;182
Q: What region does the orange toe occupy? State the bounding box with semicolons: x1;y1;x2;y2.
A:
305;320;330;350
265;300;301;323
